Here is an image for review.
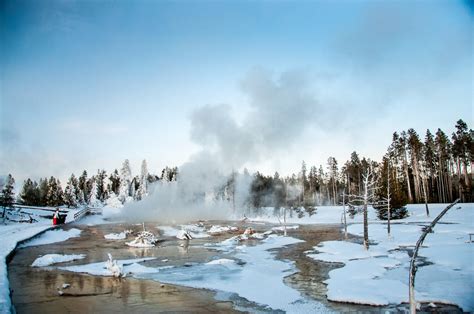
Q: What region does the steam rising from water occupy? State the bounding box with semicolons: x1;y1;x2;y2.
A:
118;69;320;222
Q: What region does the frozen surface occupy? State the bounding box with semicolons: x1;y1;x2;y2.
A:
104;231;129;240
19;228;82;248
307;203;474;311
32;254;86;267
136;235;329;312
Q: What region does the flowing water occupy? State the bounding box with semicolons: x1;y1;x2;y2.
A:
8;219;456;313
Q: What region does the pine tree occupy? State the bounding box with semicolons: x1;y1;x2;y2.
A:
375;157;408;220
452;119;471;201
46;177;63;207
78;170;89;203
96;169;108;201
19;178;40;206
38;178;49;206
136;159;148;200
423;130;437;202
327;157;338;205
273;171;285;211
435;129;452;202
64;179;78;208
407;129;423;203
88;180;101;207
300;160;307;205
1;174;15;217
119;159;132;203
130;176;139;200
68;174;81;204
109;169;121;196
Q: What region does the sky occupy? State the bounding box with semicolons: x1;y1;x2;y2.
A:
0;0;473;185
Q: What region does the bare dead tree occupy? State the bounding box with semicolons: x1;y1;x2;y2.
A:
346;164;378;250
409;199;460;313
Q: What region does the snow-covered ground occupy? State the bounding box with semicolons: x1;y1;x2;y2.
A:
32;254;86;267
0;206;84;313
303;203;474;311
0;221;52;313
19;228;81;248
104;230;131;240
3;202;472;312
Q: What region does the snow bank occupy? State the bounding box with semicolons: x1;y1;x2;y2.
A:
32;254;86;267
0;222;52;313
307;203;474;311
60;257;157;277
104;230;131;240
205;258;236;266
19;228;82;248
307;241;386;263
208;225;238;234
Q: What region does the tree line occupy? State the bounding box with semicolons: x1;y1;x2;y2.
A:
1;119;472;215
225;119;473;216
0;160;178;209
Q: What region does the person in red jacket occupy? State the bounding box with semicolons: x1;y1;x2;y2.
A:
53;208;60;225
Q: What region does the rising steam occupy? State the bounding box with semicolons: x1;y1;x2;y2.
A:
116;68;322;222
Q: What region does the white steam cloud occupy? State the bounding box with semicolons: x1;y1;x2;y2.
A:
117;68;321;222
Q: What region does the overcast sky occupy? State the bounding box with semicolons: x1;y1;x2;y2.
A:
1;0;472;184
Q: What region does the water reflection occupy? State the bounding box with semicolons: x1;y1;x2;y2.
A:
178;240;189;254
139;280;147;300
120;279;130;304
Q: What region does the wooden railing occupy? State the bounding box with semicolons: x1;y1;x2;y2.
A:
13;204;68;213
74;207;91;220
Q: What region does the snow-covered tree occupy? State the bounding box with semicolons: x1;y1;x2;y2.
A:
161;166;178;182
68;174;81;205
360;164;377;249
64;178;78;208
77;189;85;205
96;169;108;201
78;170;89;203
346;161;378;250
88;180;101;207
119;159;132;203
136;159;148;200
109;169;121;196
0;174;15;217
46;177;63;207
